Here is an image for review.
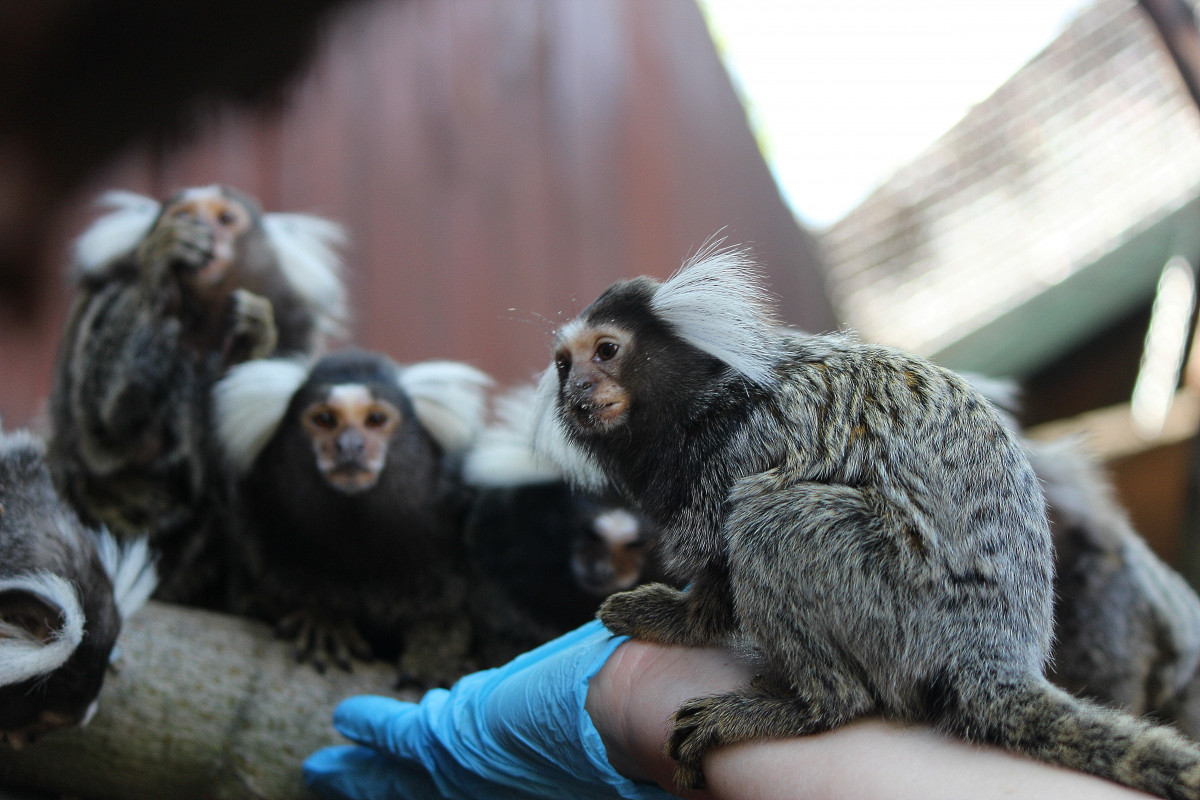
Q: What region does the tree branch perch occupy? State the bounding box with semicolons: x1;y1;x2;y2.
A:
0;600;413;800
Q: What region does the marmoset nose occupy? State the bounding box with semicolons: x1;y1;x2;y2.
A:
336;428;366;457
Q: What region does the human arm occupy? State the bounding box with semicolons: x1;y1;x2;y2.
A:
591;638;1157;800
307;620;1157;800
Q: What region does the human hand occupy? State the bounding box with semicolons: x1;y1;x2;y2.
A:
303;620;677;800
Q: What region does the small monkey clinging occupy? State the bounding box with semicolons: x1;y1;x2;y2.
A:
534;245;1200;798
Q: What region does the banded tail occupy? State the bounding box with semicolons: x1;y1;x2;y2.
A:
950;676;1200;799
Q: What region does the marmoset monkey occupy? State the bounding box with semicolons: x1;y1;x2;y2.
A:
48;185;346;604
534;244;1200;797
214;349;489;684
462;390;666;665
0;426;155;745
1036;436;1200;732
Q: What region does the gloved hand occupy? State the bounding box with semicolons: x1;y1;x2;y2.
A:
304;619;678;800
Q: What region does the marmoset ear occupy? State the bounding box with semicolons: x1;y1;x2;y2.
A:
398;361;492;453
261;212;348;337
213;357;313;474
72;191;161;275
650;241;781;387
0;573;85;687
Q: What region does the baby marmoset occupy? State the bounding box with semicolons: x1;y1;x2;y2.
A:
461;387;666;666
0;426;155;745
534;244;1200;798
48;185;346;604
214;349;489;685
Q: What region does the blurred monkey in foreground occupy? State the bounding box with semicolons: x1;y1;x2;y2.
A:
48;185;346;604
0;425;155;745
214;349;489;685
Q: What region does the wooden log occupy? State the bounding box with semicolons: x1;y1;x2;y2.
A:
0;600;414;800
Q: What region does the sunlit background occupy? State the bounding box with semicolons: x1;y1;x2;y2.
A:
700;0;1093;228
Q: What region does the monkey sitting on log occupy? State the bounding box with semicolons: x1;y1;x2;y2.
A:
533;243;1200;798
48;185;347;605
213;349;489;685
0;425;155;746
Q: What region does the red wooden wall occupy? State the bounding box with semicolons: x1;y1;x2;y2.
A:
0;0;834;430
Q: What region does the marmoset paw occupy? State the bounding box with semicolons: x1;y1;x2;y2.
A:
167;216;216;269
226;289;278;361
278;610;372;674
667;694;734;787
597;582;691;642
599;582;721;647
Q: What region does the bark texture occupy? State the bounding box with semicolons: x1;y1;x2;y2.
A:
0;600;413;799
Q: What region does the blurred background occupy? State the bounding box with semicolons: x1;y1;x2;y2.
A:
3;0;1200;574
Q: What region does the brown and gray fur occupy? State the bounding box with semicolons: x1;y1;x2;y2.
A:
48;185;345;605
1036;435;1200;734
534;245;1200;797
0;426;155;745
968;377;1200;733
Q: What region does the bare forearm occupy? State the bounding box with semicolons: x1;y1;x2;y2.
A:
588;639;1156;800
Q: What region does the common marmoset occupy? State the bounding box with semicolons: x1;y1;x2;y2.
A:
213;349;489;684
968;376;1200;734
0;426;155;745
1037;435;1200;733
48;185;346;604
533;245;1200;797
462;392;665;665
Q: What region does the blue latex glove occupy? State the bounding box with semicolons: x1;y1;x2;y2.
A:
304;620;678;800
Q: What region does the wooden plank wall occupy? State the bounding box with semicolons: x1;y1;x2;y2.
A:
0;0;834;430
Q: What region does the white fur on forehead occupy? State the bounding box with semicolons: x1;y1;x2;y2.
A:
96;531;157;624
398;361;492;453
261;213;349;337
0;573;85;686
530;365;610;492
212;357;311;474
593;509;641;545
73;190;161;274
463;384;564;487
649;245;782;386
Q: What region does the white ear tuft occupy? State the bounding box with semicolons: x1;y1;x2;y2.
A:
72;191;161;275
399;362;492;453
593;509;642;545
95;531;157;623
0;573;85;687
530;365;610;492
261;212;349;337
650;241;781;386
212;357;311;473
463;385;565;487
